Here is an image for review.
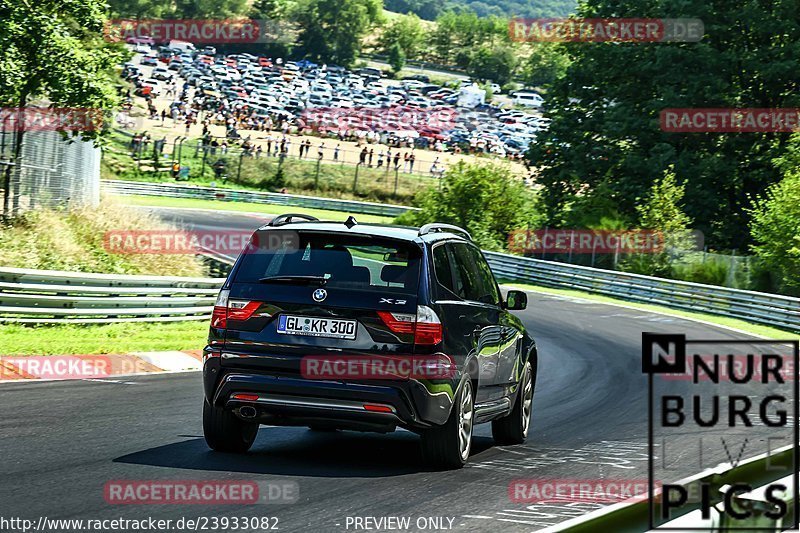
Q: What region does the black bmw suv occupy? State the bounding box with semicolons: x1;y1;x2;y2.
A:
202;214;538;468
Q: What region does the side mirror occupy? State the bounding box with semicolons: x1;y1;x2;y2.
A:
505;290;527;311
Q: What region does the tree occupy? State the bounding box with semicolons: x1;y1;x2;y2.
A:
396;162;543;250
466;45;517;86
292;0;383;67
520;43;570;88
621;168;693;276
107;0;249;18
749;168;800;294
636;167;692;234
379;14;426;60
0;0;125;215
387;43;406;72
251;0;292;19
527;0;800;251
429;11;507;64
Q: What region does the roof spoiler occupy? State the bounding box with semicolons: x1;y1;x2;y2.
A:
418;223;472;241
268;213;320;227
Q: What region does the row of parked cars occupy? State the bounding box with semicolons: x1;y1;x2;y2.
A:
123;43;547;156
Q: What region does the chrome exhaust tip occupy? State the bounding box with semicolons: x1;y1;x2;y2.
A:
239;405;258;419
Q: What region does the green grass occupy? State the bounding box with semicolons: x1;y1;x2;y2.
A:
0;200;206;276
505;282;799;339
0;321;208;356
120;195;396;224
103;132;435;205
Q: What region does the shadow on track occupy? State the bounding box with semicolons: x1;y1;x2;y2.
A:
114;426;496;478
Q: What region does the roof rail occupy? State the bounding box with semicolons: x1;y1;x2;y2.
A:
418;223;472;240
268;213;320;227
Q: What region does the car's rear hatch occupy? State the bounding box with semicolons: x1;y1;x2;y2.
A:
214;229;424;377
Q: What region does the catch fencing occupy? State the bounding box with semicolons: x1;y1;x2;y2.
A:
0;129;101;217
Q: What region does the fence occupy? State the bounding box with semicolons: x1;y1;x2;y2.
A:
484;251;800;332
0;267;223;324
119;131;448;202
102;179;417;217
0;128;101;217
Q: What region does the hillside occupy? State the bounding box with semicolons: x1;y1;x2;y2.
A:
384;0;577;20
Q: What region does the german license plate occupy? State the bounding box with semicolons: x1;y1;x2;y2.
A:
277;315;357;340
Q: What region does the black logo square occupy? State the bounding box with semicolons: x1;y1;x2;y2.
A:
642;333;686;374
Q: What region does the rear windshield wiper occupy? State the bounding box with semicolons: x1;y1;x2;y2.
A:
258;275;328;286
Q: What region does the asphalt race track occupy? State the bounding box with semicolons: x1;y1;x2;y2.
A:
0;207;784;532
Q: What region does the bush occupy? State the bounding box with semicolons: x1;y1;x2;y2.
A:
395;161;543;250
0;200;207;276
749;170;800;294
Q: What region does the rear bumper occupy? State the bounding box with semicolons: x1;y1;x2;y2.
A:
205;358;459;430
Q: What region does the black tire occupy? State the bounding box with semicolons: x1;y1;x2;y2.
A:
492;361;533;445
421;380;474;469
203;401;259;453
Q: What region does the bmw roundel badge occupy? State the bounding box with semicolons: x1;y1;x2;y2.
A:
312;288;327;302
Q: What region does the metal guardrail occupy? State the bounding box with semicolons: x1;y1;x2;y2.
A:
0;267;224;324
2;246;799;329
543;444;797;532
102;180;416;217
484;251;800;333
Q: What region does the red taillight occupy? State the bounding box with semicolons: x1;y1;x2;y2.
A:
211;289;230;328
377;311;415;334
227;300;262;321
414;322;443;345
377;306;443;345
363;403;393;413
211;289;265;329
233;393;260;401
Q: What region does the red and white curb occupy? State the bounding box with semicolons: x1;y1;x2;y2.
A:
0;350;203;382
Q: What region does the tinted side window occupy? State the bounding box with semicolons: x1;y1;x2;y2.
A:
451;243;501;305
432;244;457;297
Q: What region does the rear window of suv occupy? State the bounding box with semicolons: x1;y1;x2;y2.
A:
233;231;422;294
